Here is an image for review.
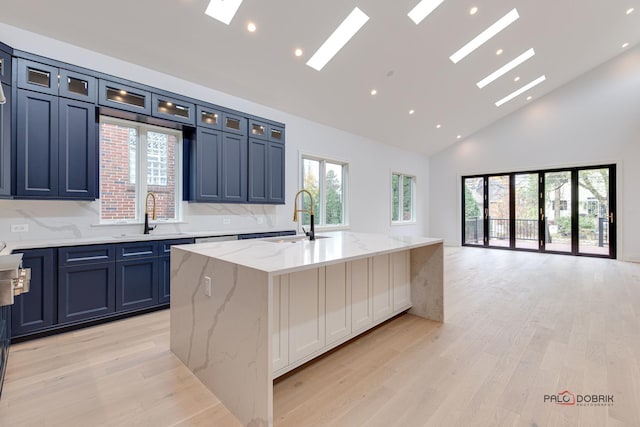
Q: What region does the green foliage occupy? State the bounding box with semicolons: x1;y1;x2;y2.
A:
464;186;480;219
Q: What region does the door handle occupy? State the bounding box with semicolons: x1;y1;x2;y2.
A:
610;212;614;224
540;208;544;221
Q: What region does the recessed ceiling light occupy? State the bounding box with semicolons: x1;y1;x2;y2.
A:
626;7;634;15
495;75;546;107
457;135;462;139
477;48;535;88
436;124;441;129
409;109;415;115
294;48;303;57
450;8;519;63
247;22;257;32
470;6;478;15
496;48;503;55
622;42;629;48
306;7;370;71
526;96;532;101
370;89;377;95
204;0;243;25
408;0;446;25
514;76;520;82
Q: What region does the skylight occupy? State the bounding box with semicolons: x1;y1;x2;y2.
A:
450;8;519;64
306;7;370;71
408;0;446;25
495;75;546;107
477;48;535;88
204;0;243;25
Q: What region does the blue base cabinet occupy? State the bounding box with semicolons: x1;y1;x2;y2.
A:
58;262;116;324
11;248;56;336
158;238;193;304
116;241;159;312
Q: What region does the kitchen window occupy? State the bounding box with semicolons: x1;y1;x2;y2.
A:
300;155;348;228
391;173;416;224
99;116;181;223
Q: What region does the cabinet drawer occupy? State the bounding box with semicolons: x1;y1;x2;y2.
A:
159;238;194;255
58;244;115;267
0;50;11;86
116;241;158;261
98;80;151;115
17;59;58;95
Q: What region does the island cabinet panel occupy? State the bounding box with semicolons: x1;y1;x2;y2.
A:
392;251;411;311
350;257;373;333
288;267;326;364
272;276;289;373
325;263;351;345
372;254;393;321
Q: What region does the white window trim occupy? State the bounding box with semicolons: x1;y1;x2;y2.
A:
391;171;417;226
298;151;350;230
99;116;183;224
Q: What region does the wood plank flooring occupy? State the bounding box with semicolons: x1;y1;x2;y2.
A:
1;247;639;426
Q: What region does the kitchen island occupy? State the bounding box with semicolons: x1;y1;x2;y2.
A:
170;231;443;427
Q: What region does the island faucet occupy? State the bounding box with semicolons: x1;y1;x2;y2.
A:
144;192;157;234
293;189;315;241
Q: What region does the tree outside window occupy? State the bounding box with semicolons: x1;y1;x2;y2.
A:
300;156;348;227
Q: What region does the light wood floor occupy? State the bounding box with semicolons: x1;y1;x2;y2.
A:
1;247;639;426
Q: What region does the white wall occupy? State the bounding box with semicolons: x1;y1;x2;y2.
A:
0;23;429;244
430;45;640;261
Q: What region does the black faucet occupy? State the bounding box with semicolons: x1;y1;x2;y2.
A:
293;190;315;241
143;192;156;234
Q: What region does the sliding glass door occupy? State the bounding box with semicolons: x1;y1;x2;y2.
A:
462;164;616;258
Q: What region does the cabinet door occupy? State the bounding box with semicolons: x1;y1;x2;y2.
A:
221;132;247;202
16;89;59;197
248;138;267;203
16;59;58;95
288;268;325;364
0;49;11;85
59;69;97;103
11;248;56;337
196;105;222;130
0;82;11;196
1;305;9;394
115;258;158;312
98;80;151;115
58;262;115;324
325;263;351;345
350;258;373;333
158;255;171;304
58;98;96;199
272;276;289;373
372;254;392;321
267;142;285;204
151;94;195;125
194;127;222;202
392;251;411;311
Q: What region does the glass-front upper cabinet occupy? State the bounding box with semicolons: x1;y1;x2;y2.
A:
17;59;58;95
197;105;222;130
249;119;285;143
98;80;151;115
0;49;11;86
59;69;97;103
222;112;247;135
151;94;195;125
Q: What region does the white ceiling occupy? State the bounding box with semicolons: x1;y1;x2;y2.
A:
1;0;638;155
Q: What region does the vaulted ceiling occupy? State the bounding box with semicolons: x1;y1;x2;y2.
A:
1;0;638;155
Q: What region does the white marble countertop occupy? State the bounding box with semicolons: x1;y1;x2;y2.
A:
0;229;294;255
177;231;443;275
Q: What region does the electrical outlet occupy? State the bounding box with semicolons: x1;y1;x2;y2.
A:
204;276;212;297
11;224;29;233
223;218;231;225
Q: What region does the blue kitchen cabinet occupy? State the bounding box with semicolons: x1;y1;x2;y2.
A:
248;138;285;204
11;248;56;337
0;81;11;197
158;238;194;304
0;47;11;85
16;89;97;199
0;304;9;397
115;242;159;312
221;132;247;202
58;245;116;324
194;127;223;202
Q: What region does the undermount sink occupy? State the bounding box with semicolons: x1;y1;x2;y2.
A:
264;235;330;243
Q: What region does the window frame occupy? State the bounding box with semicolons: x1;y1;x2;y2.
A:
99;116;183;224
391;172;417;225
298;152;350;230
